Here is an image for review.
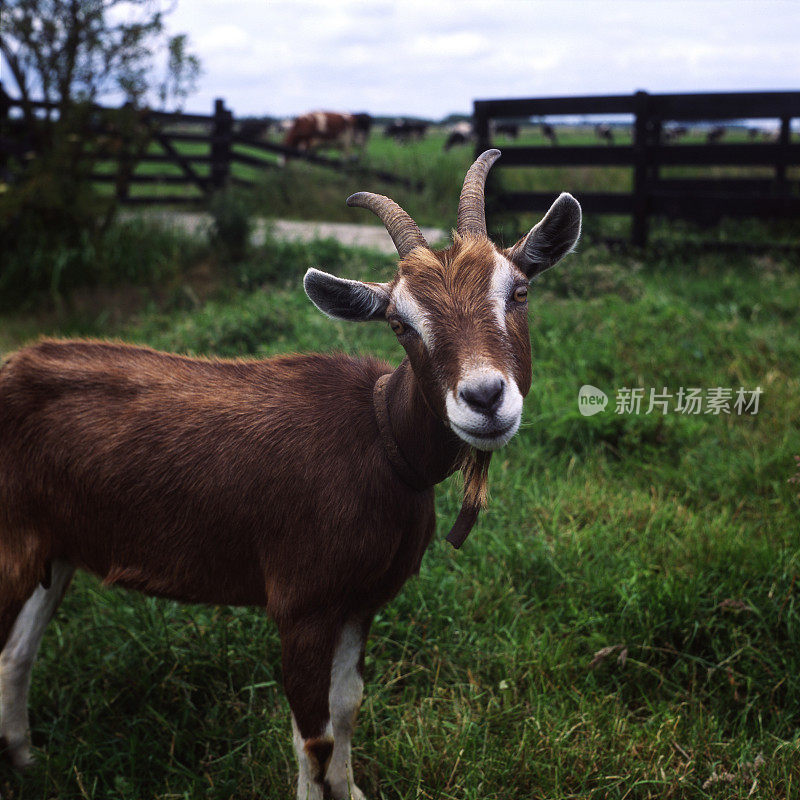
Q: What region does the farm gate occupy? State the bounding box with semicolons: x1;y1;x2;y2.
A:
474;90;800;246
0;89;416;204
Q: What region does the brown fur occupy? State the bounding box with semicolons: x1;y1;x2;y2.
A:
0;339;461;745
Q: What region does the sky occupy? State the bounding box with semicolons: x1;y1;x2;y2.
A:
161;0;800;120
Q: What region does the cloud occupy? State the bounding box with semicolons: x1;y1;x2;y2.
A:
408;31;490;60
161;0;800;118
196;24;252;54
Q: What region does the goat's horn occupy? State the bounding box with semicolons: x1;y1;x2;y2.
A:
456;149;501;237
346;192;428;258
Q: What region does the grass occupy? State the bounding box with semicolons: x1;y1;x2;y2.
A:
0;219;798;798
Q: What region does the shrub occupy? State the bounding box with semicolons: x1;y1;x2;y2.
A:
0;137;113;304
208;188;254;262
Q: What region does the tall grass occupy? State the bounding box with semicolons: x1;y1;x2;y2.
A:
0;226;797;798
0;213;206;310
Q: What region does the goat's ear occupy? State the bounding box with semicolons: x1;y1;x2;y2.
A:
505;192;582;278
303;268;391;321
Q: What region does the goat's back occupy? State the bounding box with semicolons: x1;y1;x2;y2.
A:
0;341;434;618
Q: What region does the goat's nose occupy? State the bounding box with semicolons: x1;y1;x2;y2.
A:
459;377;505;415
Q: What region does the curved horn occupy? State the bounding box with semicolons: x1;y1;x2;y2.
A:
456;149;501;237
346;192;428;258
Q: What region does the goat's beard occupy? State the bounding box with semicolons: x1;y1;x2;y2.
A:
461;447;492;509
444;448;492;549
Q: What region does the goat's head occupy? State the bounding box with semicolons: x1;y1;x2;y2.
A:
304;150;581;452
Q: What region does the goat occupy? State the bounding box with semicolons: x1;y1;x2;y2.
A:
0;150;581;799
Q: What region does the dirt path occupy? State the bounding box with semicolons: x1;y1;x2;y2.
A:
124;211;448;254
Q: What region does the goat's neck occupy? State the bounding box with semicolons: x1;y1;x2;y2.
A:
383;358;464;488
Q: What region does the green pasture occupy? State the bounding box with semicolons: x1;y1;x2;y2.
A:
0;215;798;798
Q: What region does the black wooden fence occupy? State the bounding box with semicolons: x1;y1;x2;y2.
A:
0;90;417;203
474;90;800;245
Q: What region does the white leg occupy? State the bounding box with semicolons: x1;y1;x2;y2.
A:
292;715;329;800
0;560;74;768
326;620;366;800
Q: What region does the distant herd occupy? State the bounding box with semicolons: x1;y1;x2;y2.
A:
234;112;782;158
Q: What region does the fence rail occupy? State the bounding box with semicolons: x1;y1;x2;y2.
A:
474;90;800;245
0;91;418;204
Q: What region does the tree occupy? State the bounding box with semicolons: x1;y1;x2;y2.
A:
0;1;202;302
1;0;201;128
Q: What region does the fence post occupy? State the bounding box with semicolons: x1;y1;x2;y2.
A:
776;115;791;194
210;98;233;191
0;82;10;126
632;90;652;247
0;82;10;178
473;100;496;231
474;101;490;156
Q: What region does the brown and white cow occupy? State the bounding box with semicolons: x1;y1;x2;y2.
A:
283;111;371;157
0;150;580;799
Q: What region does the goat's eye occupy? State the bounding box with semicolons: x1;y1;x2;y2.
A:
512;286;528;303
389;318;405;335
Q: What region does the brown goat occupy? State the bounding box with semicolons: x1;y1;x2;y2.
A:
0;150;581;799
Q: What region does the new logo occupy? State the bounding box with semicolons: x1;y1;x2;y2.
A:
578;385;608;416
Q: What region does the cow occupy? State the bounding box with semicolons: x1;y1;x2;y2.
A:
663;124;688;143
493;122;520;139
541;123;557;146
595;123;614;145
443;121;473;151
283;111;372;158
384;119;429;142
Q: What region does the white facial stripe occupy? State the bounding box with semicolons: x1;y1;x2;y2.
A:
490;253;516;332
393;278;434;349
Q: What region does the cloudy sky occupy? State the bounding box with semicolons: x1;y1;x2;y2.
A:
166;0;798;118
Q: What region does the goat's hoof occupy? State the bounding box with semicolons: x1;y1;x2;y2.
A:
1;735;34;769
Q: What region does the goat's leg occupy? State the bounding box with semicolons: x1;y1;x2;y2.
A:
281;614;366;800
326;617;369;800
0;561;74;768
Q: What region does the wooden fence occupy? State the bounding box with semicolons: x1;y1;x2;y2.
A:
0;91;417;204
474;90;800;245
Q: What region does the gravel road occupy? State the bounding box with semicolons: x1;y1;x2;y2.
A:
124;211;447;255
